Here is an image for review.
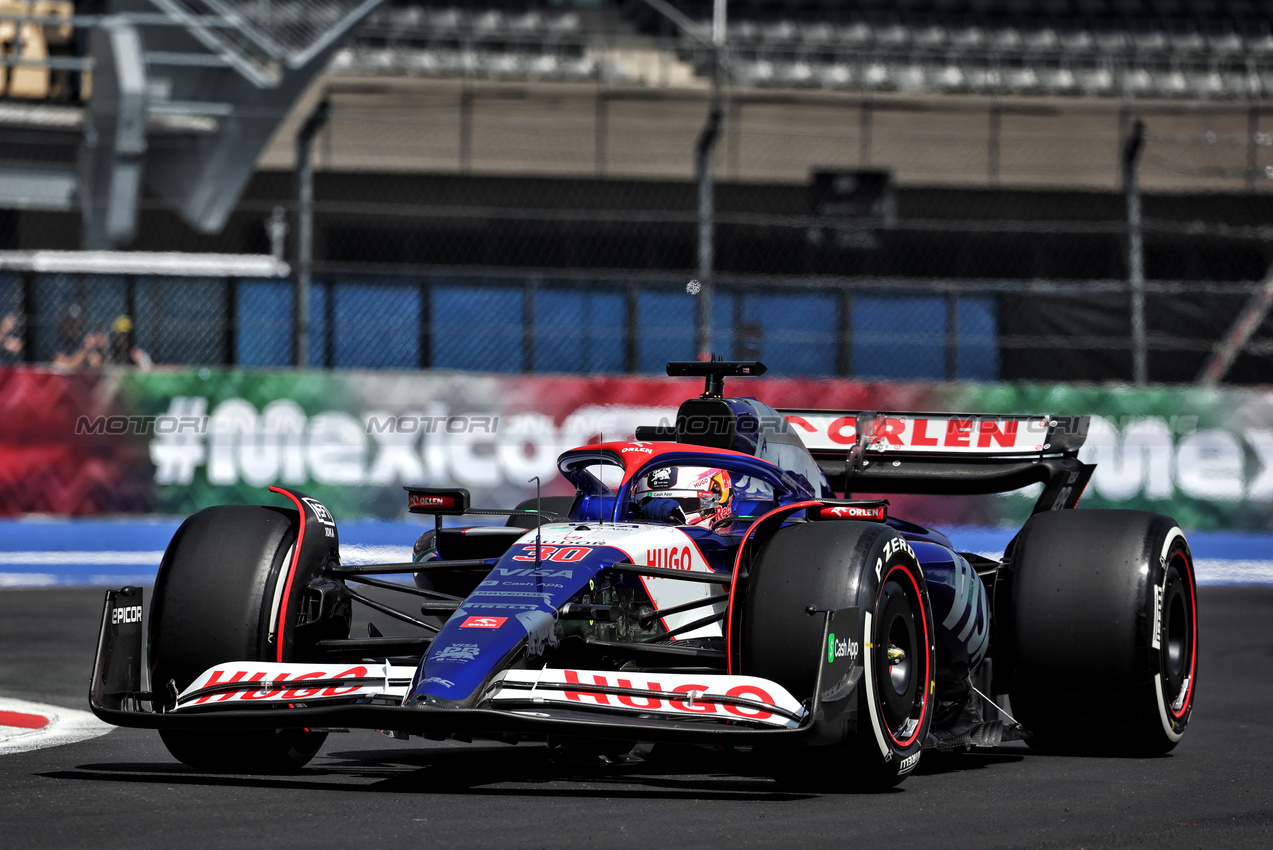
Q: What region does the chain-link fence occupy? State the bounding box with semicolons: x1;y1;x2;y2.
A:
1;271;240;367
270;83;1273;385
6;266;1272;383
7;44;1273;382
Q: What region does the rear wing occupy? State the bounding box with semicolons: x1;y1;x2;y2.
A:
778;410;1094;513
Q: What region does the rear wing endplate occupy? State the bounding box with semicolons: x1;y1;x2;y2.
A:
778;410;1093;512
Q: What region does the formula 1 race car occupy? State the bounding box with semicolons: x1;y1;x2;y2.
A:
91;360;1197;789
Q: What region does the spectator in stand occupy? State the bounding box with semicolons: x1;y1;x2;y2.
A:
53;304;107;370
0;311;23;364
107;315;152;370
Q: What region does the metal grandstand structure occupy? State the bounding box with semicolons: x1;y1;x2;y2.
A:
3;1;1272;383
3;0;1270;252
147;0;383;85
0;0;385;248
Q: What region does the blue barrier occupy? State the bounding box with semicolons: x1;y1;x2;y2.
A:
0;517;435;588
0;518;1269;588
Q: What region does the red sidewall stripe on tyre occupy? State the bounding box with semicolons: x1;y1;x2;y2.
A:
882;561;931;750
1170;541;1198;721
267;486;306;664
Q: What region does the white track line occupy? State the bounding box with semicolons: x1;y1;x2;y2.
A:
0;546;412;566
1195;559;1273;585
338;545;413;564
0;698;112;755
0;552;164;565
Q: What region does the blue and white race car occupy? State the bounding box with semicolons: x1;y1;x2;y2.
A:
92;360;1197;789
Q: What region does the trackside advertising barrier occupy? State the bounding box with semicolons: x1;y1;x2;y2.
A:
1;367;1271;531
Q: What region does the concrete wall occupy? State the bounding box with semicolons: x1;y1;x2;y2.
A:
260;76;1273;194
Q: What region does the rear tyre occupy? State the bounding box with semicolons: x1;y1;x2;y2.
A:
739;521;936;790
149;505;336;773
1002;510;1198;756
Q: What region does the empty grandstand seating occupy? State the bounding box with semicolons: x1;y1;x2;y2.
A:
336;0;1273;99
340;3;597;82
687;0;1273;97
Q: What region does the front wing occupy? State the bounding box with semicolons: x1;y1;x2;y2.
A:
90;588;860;746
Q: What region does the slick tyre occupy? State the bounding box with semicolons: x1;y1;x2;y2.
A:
149;505;334;773
739;521;936;791
1002;510;1198;756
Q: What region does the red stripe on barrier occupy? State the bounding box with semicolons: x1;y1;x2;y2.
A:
0;710;50;729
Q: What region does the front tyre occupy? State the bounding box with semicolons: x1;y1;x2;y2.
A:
739;521;936;790
865;563;932;772
1003;510;1198;756
149;505;334;773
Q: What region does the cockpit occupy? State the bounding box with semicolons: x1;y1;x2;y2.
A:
553;366;833;529
555;447;797;530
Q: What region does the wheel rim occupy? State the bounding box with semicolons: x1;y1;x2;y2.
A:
875;569;929;746
1165;583;1187;679
884;599;916;705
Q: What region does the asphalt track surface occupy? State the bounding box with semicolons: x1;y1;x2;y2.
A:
1;586;1271;850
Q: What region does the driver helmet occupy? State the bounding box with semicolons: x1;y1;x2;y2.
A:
633;466;733;525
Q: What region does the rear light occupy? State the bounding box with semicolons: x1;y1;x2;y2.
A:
812;500;888;522
404;487;470;516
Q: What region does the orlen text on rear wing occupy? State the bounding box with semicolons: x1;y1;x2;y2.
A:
779;411;1094;514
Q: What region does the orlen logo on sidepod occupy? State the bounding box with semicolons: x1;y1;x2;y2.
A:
828;633;859;664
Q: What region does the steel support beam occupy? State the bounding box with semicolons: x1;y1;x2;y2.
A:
1199;271;1273;384
294;97;330;369
80;21;148;249
1123;119;1147;385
